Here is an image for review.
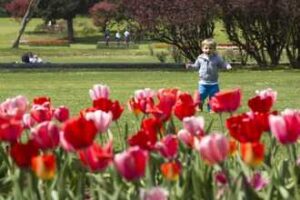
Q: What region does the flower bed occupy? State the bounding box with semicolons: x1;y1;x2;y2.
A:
21;39;70;46
0;85;300;199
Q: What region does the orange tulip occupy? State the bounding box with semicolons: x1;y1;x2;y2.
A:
31;154;56;180
240;142;264;167
160;161;181;181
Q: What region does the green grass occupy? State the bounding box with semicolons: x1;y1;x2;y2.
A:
1;69;299;138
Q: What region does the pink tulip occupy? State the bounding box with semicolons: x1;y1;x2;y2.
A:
85;110;112;133
31;121;60;150
89;84;110;100
134;88;156;100
54;106;70;122
155;135;178;159
182;116;205;137
209;88;241;113
269;109;300;144
196;133;229;165
114;146;148;181
78;140;113;171
140;187;169;200
247;172;269;191
178;129;194;148
0;95;28;120
22;113;36;129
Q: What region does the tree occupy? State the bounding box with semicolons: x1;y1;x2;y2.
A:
122;0;217;61
89;1;118;32
220;0;295;67
8;0;40;48
4;0;28;18
36;0;99;42
286;0;300;68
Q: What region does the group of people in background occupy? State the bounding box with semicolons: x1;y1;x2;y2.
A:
104;29;130;47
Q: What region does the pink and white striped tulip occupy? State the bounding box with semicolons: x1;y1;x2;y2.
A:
134;88;156;100
89;84;110;100
182;116;205;137
114;146;148;181
85;110;112;133
255;88;277;103
196;133;229;165
178;129;194;148
269;109;300;144
140;187;169;200
0;95;28;119
31;121;60;150
22;113;36;129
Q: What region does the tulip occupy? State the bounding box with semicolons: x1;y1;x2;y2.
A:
31;121;60;150
248;88;277;113
269;109;300;144
196;133;229;165
178;129;194;148
209;88;241;113
140;187;169;200
247;172;269;191
85;110;112;133
78;140;113;171
160;161;181;181
31;154;56;180
54;106;70;122
22;113;36;129
114;146;148;181
0;116;23;143
10;140;39;168
174;93;196;120
110;100;124;121
128;129;157;151
0;95;28;120
240;142;265;167
89;84;110;100
33;96;51;106
134;88;156;100
62;116;98;149
182;116;205;137
30;104;53;123
155;135;178;159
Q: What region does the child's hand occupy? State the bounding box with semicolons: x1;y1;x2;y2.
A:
185;63;191;69
226;64;232;70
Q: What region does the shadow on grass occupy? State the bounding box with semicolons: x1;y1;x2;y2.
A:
73;36;102;44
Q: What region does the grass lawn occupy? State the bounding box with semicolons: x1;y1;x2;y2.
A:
1;68;299;148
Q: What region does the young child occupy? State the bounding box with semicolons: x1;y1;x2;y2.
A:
186;38;232;111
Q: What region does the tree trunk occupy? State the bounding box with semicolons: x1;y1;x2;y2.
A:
66;18;74;42
12;0;40;49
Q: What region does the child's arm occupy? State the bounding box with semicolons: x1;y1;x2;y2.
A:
185;58;200;69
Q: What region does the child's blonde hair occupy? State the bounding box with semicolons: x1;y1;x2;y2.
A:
201;38;217;49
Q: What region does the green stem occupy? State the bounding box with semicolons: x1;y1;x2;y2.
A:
218;113;225;133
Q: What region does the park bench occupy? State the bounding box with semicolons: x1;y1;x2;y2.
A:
96;41;139;49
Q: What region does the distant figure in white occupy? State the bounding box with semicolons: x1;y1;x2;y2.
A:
115;31;121;46
124;30;130;47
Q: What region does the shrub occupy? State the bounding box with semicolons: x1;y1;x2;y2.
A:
155;51;168;63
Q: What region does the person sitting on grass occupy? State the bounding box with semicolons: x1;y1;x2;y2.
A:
21;52;43;64
185;38;232;112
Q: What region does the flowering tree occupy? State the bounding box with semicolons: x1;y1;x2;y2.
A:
121;0;217;61
220;0;296;67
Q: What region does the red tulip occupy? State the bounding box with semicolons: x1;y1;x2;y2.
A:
54;106;70;122
33;96;51;106
62;116;98;149
78;140;113;171
114;146;148;181
10;140;39;168
174;93;196;120
241;142;265;167
156;135;178;159
209;88;241;113
248;88;277;113
196;133;229;165
31;121;60;150
269;109;300;144
31;154;56;180
111;100;124;121
128;129;157;151
226;113;264;143
30;104;53;123
0;116;23;143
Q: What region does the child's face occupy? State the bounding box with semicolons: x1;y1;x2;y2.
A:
202;45;215;55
